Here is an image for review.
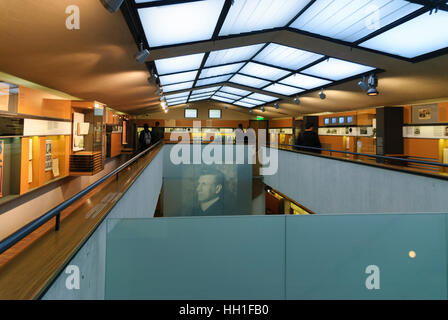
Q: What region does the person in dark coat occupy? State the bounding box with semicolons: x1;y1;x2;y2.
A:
296;122;322;154
139;124;152;151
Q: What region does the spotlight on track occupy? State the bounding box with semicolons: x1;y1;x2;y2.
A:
274;103;279;109
147;77;156;85
294;96;300;104
100;0;124;13
159;96;166;102
135;41;150;64
319;88;326;100
185;104;190;109
261;106;265;112
249;109;253;114
224;105;229;109
161;101;166;108
367;74;379;96
156;88;163;96
358;76;369;91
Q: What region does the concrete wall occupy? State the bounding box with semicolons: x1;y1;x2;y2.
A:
263;148;448;214
41;149;163;299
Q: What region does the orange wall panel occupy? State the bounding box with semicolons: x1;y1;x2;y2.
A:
403;105;412;124
438;102;448;122
17;86;71;120
404;138;439;159
270;118;292;128
110;133;122;158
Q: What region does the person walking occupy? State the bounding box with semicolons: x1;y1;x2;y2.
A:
296;122;322;154
139;124;152;151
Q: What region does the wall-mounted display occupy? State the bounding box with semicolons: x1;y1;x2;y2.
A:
70;101;105;176
209;109;221;119
331;118;337;125
339;117;345;124
185;109;198;118
346;116;354;124
324;118;330;125
45;140;52;171
412;104;438;124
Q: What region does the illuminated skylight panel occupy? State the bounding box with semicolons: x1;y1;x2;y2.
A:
155;53;204;75
168;99;187;106
138;0;225;47
301;58;375;81
220;86;252;96
196;75;232;87
190;93;212;100
162;81;194;93
359;10;448;58
214;92;242;100
240;98;265;106
189;96;211;102
254;43;324;70
230;74;271;88
263;83;304;95
280;73;331;89
167;96;189;103
205;44;265;67
199;63;244;78
212;96;234;103
290;0;423;42
192;87;220;95
234;101;256;108
247;93;278;102
239;62;290;81
159;71;198;86
165;92;190;100
219;0;312;36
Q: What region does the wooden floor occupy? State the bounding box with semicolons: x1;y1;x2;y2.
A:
0;145;162;300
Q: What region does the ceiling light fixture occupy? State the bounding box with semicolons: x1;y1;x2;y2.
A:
294;96;300;104
224;105;229;109
100;0;124;13
135;41;150;64
261;106;265;112
358;76;369;91
367;74;379;96
185;104;190;109
319;88;326;100
274;103;279;109
249;109;253;114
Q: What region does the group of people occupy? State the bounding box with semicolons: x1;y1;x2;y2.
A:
139;121;164;151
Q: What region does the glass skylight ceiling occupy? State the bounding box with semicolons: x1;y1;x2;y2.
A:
205;44;265;67
196;75;232;87
263;83;304;96
359;10;448;59
254;43;324;70
155;53;204;75
230;74;270;88
199;63;244;79
290;0;423;42
138;0;225;47
219;0;312;36
239;62;290;81
159;71;198;86
280;73;332;90
301;58;375;81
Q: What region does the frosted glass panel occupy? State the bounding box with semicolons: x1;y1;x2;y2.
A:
264;83;304;95
301;58;375;81
106;216;286;299
240;98;265;106
234;101;256;108
219;0;312;36
212;96;234;103
290;0;423;42
230;74;271;88
196;75;232;87
247;92;278;102
360;11;448;58
240;62;290;81
138;0;225;47
214;91;243;100
162;81;194;93
155;53;205;75
199;63;244;78
220;86;252;96
159;71;198;86
280;73;332;89
205;44;265;67
254;43;324;70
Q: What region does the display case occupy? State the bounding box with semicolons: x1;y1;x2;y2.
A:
70;101;105;175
